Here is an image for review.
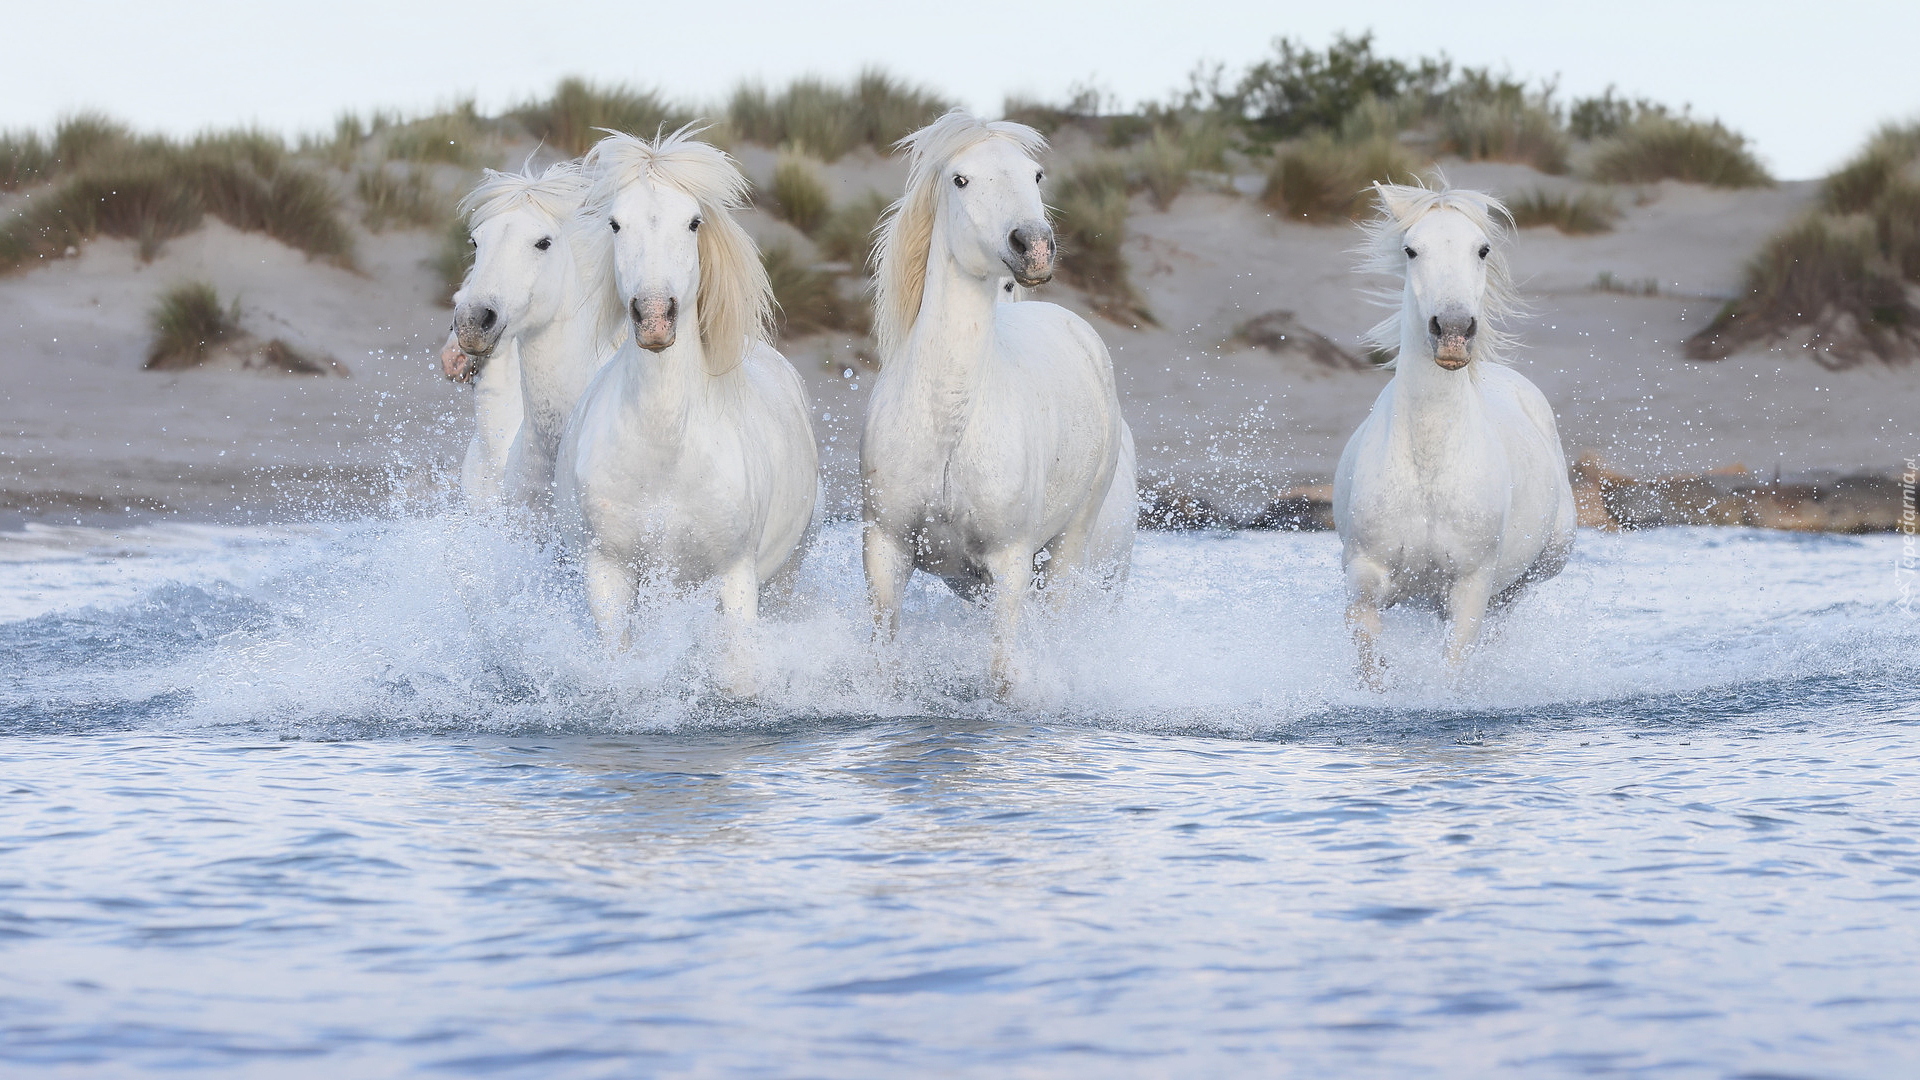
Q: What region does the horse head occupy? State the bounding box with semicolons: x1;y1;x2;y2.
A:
450;163;589;371
583;128;770;376
1369;183;1514;372
941;129;1054;288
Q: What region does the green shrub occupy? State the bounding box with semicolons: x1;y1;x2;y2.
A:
1226;32;1448;142
1567;88;1664;140
1442;97;1569;174
1589;115;1771;188
816;190;890;267
1261;135;1422;222
1507;188;1618;234
762;243;860;336
146;281;237;369
358;166;441;231
768;151;831;234
515;78;692;156
850;68;952;149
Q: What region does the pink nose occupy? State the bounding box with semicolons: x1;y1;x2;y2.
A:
630;295;677;352
439;332;474;382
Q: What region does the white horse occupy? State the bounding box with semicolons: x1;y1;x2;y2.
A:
449;162;624;512
862;110;1136;691
555;128;818;665
1333;182;1576;685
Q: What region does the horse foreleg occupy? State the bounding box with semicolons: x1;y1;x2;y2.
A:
714;563;760;698
583;553;637;650
862;525;913;640
985;548;1033;698
1345;557;1391;691
1444;570;1496;670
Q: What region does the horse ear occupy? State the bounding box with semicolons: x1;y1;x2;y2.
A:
1372;182;1421;221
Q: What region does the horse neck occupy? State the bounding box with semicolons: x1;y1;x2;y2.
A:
516;270;615;447
892;224;1000;395
610;298;721;445
1390;308;1487;456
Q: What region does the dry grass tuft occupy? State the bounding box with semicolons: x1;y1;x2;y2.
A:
768;151;831;234
1589;115;1771;188
1688;215;1920;366
1507;188;1618;234
1442;97;1569;174
431;217;472;308
146;281;237;369
729;69;949;160
1;129;52;190
358;166;442;231
1688;122;1920;365
762;243;862;337
1049;157;1147;319
516;79;692;156
1132;128;1193;210
816;190;890;267
1261;135;1421;222
383;102;488;165
0;126;354;271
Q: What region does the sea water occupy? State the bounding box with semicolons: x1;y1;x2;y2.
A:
2;517;1916;1078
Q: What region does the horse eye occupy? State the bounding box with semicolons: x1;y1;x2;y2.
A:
690;216;702;233
1478;244;1491;259
1035;171;1044;183
534;237;551;251
953;175;969;188
609;219;621;233
1404;246;1417;259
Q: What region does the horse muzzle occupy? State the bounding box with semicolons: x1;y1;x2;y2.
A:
1006;222;1055;288
1428;313;1476;370
439;332;481;383
452;301;505;361
630;295;677;352
1433;337;1473;370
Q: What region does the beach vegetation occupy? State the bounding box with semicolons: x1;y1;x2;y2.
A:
1507;187;1618;234
145;281;237;369
515;79;693;156
768;150;831;234
1589;115;1771;188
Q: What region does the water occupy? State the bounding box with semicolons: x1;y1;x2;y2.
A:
2;516;1917;1078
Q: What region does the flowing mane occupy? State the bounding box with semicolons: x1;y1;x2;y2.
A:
457;160;589;228
871;109;1048;360
577;125;771;376
1358;179;1520;369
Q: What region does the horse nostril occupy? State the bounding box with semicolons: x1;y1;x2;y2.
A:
1464;317;1477;339
478;307;497;331
666;297;678;321
1429;316;1442;338
1009;229;1028;255
629;298;644;322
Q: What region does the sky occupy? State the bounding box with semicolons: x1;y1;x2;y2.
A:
4;0;1916;180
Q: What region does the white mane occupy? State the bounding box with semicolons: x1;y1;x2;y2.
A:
457;160;590;228
1357;179;1520;368
870;109;1047;360
578;125;772;376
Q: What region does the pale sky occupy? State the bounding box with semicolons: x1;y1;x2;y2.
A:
4;0;1916;180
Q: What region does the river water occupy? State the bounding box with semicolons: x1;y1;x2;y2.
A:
2;517;1916;1077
